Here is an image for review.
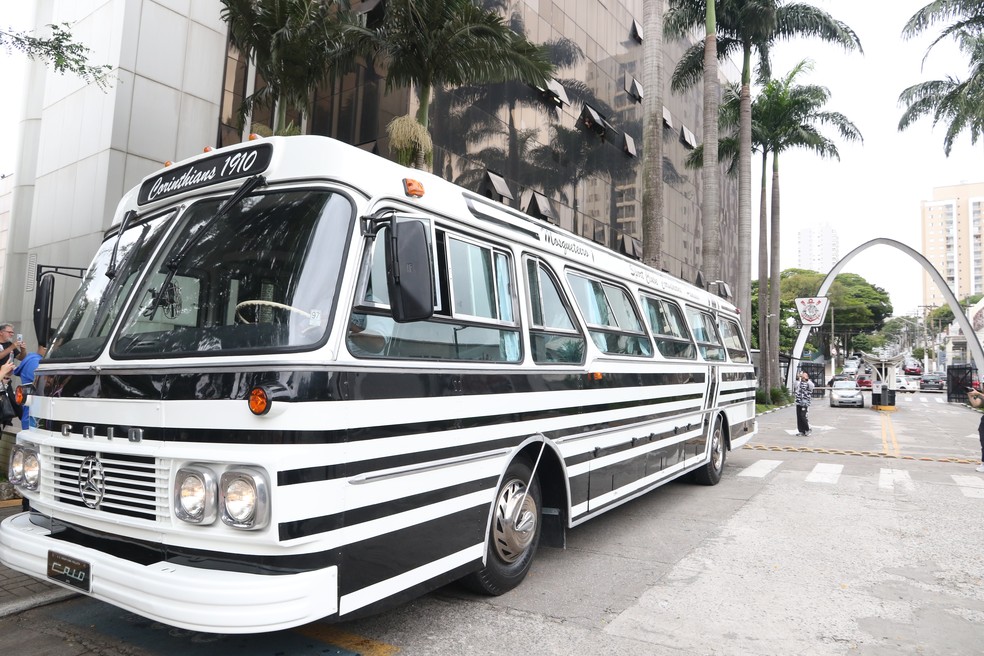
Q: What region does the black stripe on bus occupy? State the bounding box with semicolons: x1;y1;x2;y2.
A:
338;504;488;598
33;369;706;403
277;394;704;485
278;475;498;541
44;389;705;450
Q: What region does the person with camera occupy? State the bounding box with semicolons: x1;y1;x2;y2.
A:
966;388;984;473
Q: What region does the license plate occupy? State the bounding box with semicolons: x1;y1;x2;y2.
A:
47;550;91;592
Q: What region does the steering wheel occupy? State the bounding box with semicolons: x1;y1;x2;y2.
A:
235;300;311;324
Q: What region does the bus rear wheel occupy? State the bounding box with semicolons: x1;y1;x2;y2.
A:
693;416;726;486
462;458;542;595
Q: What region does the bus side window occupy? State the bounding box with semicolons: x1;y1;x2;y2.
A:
718;318;749;363
348;223;521;363
566;272;652;357
525;258;585;364
642;296;696;359
685;307;726;361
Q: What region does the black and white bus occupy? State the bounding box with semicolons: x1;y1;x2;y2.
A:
1;135;756;633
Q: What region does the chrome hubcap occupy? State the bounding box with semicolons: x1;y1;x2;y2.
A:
492;479;537;563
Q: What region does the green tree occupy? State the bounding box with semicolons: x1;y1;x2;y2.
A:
221;0;354;134
1;23;111;88
755;59;862;392
665;0;861;340
348;0;554;166
898;28;984;155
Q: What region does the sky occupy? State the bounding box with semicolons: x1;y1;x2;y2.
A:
1;1;981;317
754;0;982;317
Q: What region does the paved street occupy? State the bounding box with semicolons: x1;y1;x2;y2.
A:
1;391;982;655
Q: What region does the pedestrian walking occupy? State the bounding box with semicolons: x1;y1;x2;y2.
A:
795;370;815;436
967;388;984;472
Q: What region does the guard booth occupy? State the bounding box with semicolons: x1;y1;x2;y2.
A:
947;364;978;402
800;361;826;397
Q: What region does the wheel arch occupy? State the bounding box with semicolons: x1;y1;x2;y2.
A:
512;436;567;549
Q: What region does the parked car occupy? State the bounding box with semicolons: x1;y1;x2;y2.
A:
842;360;859;376
829;373;852;385
856;374;874;388
919;373;945;390
830;380;865;408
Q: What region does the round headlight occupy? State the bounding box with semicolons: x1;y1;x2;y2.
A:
174;466;217;524
22;452;40;489
9;449;24;484
179;473;206;518
223;477;256;524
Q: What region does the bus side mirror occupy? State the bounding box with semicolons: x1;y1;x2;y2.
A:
385;219;434;323
34;274;54;345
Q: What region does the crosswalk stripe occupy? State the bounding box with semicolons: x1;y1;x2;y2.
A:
806;463;843;484
737;459;782;478
951;475;984;498
878;468;914;490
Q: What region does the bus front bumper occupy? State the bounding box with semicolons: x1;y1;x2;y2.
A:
0;512;337;633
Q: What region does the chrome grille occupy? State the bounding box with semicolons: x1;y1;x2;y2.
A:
43;446;169;522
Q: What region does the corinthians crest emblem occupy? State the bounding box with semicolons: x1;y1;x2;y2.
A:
78;455;106;509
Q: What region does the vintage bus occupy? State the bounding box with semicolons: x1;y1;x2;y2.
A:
1;136;756;633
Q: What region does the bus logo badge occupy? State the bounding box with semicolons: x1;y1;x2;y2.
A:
78;456;106;509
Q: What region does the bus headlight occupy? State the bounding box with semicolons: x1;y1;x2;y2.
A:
174;466;217;524
9;445;40;490
220;468;269;530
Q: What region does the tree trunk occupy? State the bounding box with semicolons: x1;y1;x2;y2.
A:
738;44;753;337
758;150;770;394
641;0;663;270
700;5;720;285
769;152;782;393
414;82;433;170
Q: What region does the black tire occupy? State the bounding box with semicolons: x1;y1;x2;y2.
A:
461;458;541;595
693;417;726;486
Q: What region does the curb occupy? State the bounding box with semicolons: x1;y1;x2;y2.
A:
0;587;78;620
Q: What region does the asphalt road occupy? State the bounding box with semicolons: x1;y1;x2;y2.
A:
1;391;982;655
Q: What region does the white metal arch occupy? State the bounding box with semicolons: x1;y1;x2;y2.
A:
787;238;984;389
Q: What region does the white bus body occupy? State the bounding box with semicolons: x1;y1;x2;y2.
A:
1;136;756;633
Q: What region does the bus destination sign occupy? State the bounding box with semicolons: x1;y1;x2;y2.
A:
138;143;273;205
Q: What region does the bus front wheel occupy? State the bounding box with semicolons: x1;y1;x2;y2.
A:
462;458;542;595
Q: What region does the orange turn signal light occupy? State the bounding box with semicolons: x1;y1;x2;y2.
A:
248;387;270;416
403;178;425;198
589;372;603;381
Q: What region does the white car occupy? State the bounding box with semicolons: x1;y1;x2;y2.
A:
895;376;919;392
843;360;859;375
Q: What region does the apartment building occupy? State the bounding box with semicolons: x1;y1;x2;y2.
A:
921;181;984;308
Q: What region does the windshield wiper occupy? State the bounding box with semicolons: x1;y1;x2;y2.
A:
146;174;267;321
106;210;137;279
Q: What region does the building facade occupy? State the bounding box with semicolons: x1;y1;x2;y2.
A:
796;223;840;273
2;0;738;344
920;181;984;309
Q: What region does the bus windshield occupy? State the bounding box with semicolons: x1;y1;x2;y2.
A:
46;212;176;361
102;188;351;358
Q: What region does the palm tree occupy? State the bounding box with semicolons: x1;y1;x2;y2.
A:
755;60;862;391
665;0;861;349
221;0;354;134
641;0;665;270
899;2;984;155
347;0;554;166
702;2;721;285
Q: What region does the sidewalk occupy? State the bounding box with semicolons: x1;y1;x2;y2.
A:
0;499;77;618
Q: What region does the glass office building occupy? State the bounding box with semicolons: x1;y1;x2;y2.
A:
217;0;738;287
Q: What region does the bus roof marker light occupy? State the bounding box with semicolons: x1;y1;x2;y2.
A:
403;178;424;198
248;133;263;141
248;387;270;415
